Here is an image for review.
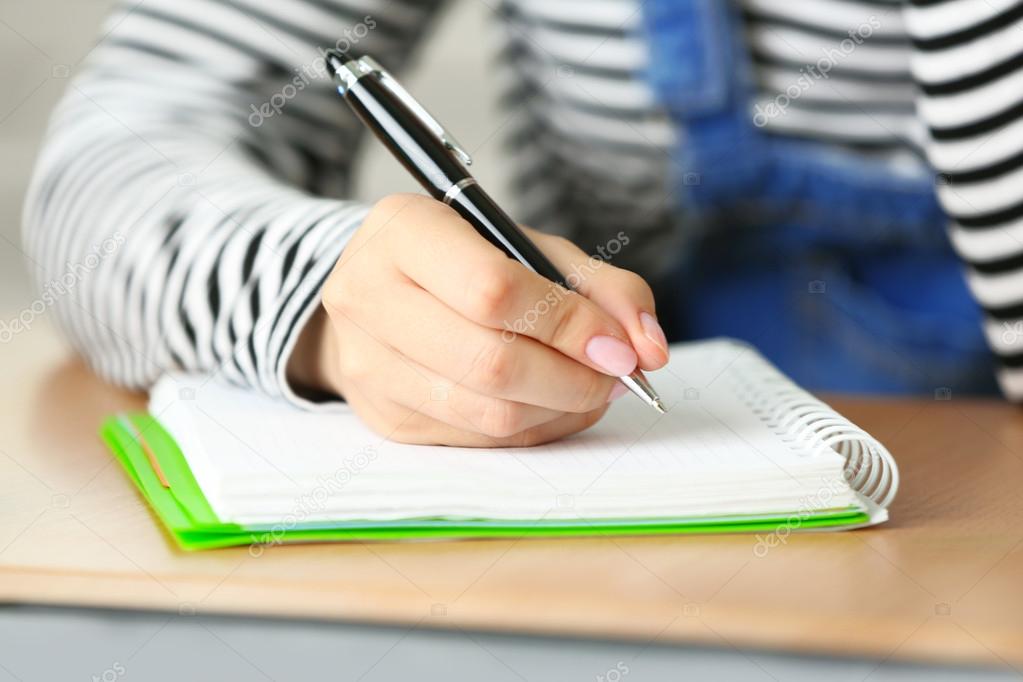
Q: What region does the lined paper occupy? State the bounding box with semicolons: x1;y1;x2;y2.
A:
152;340;864;525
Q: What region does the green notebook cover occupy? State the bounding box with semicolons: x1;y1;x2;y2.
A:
100;413;872;551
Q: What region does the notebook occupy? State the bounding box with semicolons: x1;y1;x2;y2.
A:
100;339;898;551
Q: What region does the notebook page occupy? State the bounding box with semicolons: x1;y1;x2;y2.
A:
150;339;874;523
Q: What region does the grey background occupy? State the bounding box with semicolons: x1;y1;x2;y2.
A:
1;606;1019;682
0;0;510;314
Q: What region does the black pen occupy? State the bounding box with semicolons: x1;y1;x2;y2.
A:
325;52;665;414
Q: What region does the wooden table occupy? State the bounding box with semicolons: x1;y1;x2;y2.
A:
1;322;1021;669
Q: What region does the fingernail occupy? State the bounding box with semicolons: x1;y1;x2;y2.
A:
640;312;668;354
585;335;638;376
607;382;629;402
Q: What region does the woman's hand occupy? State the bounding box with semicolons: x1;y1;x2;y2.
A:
290;194;669;446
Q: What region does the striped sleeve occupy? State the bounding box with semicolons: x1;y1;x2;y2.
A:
21;0;437;407
905;0;1023;398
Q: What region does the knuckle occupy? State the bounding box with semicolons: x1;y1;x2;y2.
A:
374;407;436;445
372;192;427;218
367;194;434;238
618;269;646;291
387;424;431;445
544;291;584;346
512;428;545;448
322;271;356;314
336;346;369;383
467;262;517;322
513;414;576;447
470;341;518;394
617;269;655;304
583;404;609;428
478;399;526;439
324;263;377;318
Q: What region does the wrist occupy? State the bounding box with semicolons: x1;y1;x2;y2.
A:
286;304;342;400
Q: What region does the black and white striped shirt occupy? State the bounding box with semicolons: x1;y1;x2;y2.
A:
22;0;1023;402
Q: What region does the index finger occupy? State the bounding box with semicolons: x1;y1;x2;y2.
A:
389;203;640;378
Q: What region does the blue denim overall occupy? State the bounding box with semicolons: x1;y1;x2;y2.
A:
640;0;998;394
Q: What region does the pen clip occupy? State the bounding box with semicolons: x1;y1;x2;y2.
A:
357;56;473;166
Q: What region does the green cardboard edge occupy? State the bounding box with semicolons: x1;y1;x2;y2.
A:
100;413;871;551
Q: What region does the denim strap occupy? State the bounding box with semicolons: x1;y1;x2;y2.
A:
639;0;947;248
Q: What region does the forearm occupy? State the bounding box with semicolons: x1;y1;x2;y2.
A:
23;83;367;402
21;0;442;405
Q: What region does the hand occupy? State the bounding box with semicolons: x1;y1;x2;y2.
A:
289;194;670;447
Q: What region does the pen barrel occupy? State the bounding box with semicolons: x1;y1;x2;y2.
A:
343;75;468;198
447;183;569;288
341;72;571;289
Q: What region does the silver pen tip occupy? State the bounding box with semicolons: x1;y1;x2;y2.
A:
619;371;666;415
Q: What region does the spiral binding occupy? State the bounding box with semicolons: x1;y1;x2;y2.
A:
722;348;899;508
